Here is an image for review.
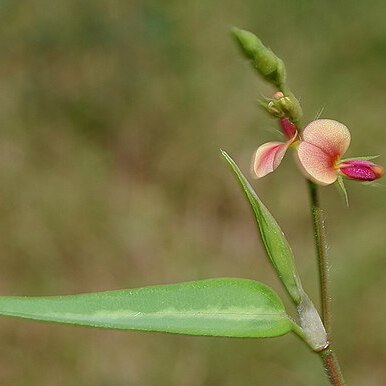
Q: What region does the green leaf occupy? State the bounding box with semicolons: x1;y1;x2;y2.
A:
0;278;295;338
221;150;303;304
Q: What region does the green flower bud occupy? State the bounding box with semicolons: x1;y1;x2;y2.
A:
232;27;286;87
259;91;303;123
258;98;284;118
278;91;303;123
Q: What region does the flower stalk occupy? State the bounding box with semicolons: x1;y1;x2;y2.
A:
307;179;331;336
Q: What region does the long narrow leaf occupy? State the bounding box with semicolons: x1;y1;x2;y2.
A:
221;150;303;304
0;278;295;338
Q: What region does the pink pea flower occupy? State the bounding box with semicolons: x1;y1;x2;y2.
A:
296;119;384;185
251;117;298;178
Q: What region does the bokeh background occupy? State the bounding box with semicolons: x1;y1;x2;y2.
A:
0;1;385;385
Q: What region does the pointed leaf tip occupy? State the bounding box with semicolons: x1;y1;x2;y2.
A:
221;151;303;304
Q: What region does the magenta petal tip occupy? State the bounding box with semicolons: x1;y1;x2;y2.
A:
339;160;384;181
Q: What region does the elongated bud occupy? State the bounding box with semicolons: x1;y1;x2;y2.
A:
232;27;286;87
339;160;384;181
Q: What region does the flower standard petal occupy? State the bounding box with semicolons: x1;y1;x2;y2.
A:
251;141;290;178
296;142;338;185
302;119;351;157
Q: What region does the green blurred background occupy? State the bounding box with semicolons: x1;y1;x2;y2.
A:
0;1;385;385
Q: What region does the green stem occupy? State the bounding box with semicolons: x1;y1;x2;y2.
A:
307;179;331;336
319;347;346;386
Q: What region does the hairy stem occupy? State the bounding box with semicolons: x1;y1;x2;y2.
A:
307;180;346;384
307;180;331;335
319;347;346;386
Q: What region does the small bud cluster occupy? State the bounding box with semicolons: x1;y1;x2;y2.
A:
233;27;383;187
232;27;302;124
261;91;302;124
